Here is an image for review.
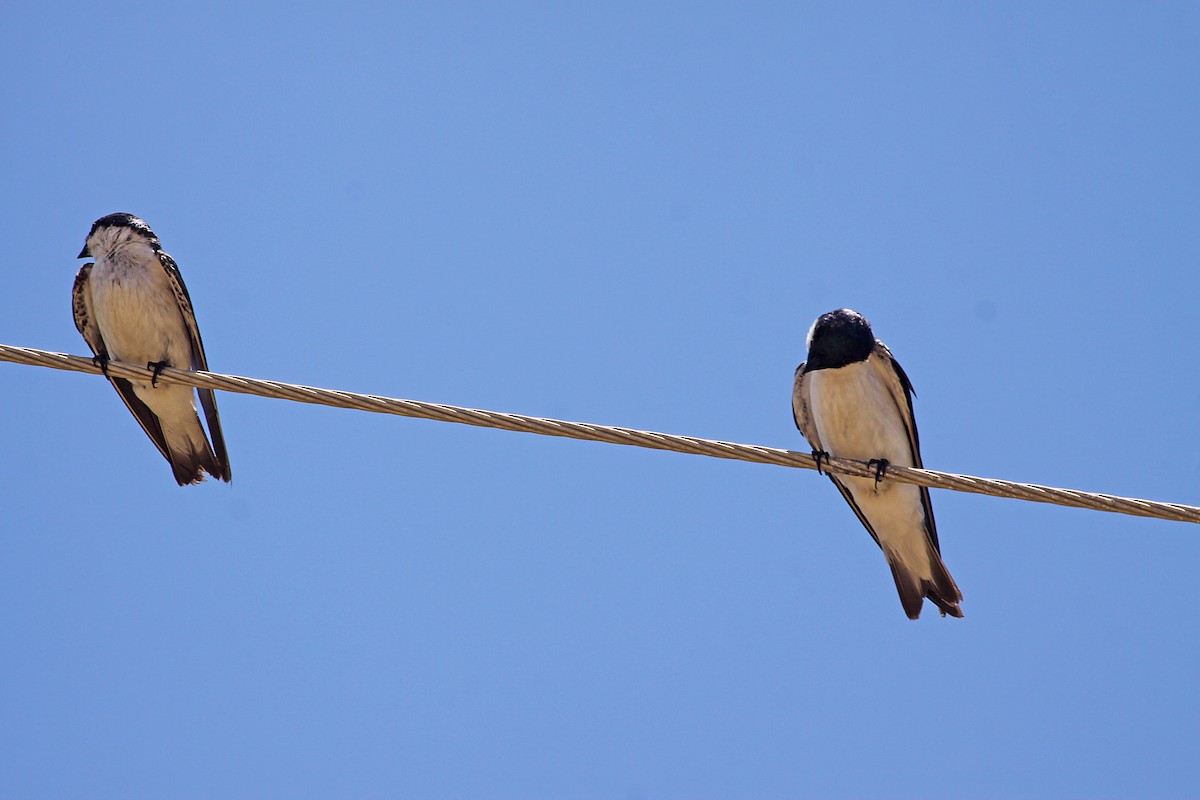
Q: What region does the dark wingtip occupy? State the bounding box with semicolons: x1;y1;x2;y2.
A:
204;438;231;484
924;548;964;619
196;390;231;484
210;463;232;484
201;446;231;484
900;590;964;620
209;448;231;483
928;589;965;618
923;586;964;619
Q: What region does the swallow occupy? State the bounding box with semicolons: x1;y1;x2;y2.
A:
793;308;961;619
73;212;231;485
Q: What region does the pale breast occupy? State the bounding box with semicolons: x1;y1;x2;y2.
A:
89;252;191;368
807;359;914;468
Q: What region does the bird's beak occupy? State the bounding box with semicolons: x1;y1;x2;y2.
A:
77;246;89;258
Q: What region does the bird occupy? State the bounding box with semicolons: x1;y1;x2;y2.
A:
73;212;231;485
792;308;961;619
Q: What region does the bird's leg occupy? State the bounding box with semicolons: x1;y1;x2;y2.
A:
92;353;110;376
147;360;169;388
811;449;831;476
867;458;890;488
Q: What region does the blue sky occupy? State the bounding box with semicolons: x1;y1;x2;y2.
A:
2;3;1198;798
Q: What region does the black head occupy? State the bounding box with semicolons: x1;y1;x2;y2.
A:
803;308;876;372
78;212;159;258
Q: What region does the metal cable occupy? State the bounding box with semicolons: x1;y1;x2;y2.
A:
2;342;1196;524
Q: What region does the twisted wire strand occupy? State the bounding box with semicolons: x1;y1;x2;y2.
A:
2;342;1197;525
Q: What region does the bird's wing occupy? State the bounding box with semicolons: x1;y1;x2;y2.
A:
73;263;173;464
871;340;939;551
72;263;105;356
791;363;820;449
159;250;231;481
794;363;883;547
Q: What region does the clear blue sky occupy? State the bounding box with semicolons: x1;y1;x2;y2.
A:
2;3;1198;798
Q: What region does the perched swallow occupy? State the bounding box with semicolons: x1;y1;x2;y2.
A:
73;212;231;485
793;308;961;619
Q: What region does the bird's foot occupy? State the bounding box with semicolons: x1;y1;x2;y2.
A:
147;360;169;388
91;354;110;376
811;449;831;476
867;458;890;488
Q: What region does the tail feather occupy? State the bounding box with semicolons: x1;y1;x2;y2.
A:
886;559;926;620
167;440;222;486
164;416;226;486
885;549;964;620
924;549;964;618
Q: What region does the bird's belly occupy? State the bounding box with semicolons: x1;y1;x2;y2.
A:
90;269;190;369
809;362;930;565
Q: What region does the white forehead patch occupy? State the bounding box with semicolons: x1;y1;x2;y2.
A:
806;316;821;351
